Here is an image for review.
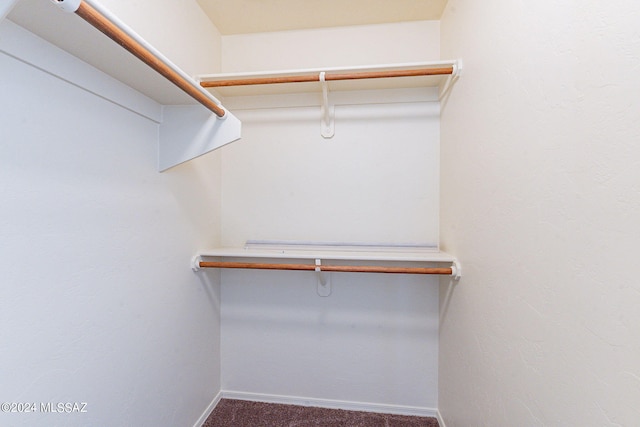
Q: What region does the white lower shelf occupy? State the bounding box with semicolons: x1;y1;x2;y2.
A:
192;242;461;279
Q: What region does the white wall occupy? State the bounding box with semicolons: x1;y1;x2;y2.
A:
220;103;440;246
221;20;440;72
219;19;443;249
99;0;222;75
0;22;222;427
439;1;640;425
219;102;441;411
221;266;440;412
217;22;443;413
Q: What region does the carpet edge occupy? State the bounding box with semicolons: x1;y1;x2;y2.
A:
221;390;438;418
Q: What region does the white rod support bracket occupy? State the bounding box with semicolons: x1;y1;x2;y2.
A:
319;72;335;138
191;255;203;272
438;58;463;101
451;259;462;280
315;259;332;297
454;58;463;78
50;0;82;13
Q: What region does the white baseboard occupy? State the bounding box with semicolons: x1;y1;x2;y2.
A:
193;390;222;427
220;390;438;418
437;408;447;427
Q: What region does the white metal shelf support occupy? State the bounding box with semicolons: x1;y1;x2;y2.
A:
451;259;462;280
439;59;463;101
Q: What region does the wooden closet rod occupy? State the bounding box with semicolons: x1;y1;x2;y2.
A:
198;261;453;275
200;67;455;88
71;1;226;117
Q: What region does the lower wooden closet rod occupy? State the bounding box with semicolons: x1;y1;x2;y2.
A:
198;261;453;275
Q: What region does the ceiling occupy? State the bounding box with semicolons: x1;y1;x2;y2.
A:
196;0;447;35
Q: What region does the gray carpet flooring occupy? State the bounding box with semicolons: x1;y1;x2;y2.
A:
202;399;439;427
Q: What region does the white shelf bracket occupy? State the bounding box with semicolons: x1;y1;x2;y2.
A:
439;59;463;101
191;255;203;272
315;258;332;297
319;72;335;138
158;105;241;172
451;259;462;280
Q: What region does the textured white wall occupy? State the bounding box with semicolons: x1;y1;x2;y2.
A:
439;1;640;425
221;20;440;72
0;22;222;427
221;268;440;411
220;103;440;247
220;19;442;247
217;23;443;413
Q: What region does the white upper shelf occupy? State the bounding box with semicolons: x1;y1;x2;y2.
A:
197;60;462;98
8;1;461;104
8;0;197;106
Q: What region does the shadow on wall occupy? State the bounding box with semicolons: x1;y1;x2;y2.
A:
439;275;460;327
196;268;222;313
162;153;222;247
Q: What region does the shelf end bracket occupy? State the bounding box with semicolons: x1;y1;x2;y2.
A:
439;59;463;101
191;255;203;272
451;259;462;280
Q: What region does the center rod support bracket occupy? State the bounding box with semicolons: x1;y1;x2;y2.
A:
319;72;335;138
315;258;332;297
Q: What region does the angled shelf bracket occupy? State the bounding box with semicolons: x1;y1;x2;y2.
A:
439;59;463;101
158;105;241;171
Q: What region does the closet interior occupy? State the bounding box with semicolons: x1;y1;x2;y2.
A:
2;0;461;424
